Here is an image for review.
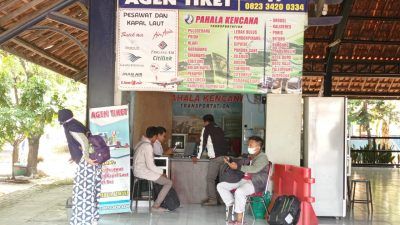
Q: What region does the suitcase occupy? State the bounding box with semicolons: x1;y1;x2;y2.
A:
268;195;301;225
153;183;180;211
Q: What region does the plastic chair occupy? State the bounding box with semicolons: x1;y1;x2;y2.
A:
226;161;273;224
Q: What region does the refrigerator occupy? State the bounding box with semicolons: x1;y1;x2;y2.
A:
303;97;350;217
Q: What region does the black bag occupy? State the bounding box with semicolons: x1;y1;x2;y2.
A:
268;195;301;225
153;183;180;211
88;135;110;164
219;164;244;183
219;156;251;183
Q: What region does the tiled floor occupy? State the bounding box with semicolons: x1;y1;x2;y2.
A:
99;167;400;225
0;167;399;225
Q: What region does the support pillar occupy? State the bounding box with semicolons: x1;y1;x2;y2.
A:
87;0;116;110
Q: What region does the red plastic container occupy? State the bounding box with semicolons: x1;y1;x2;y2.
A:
269;164;318;225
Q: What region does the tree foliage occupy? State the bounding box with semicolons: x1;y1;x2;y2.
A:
0;51;68;178
348;99;400;137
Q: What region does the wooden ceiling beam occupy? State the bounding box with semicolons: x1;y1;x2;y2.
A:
70;53;87;65
388;79;395;91
349;16;400;22
374;80;381;91
76;1;88;15
347;79;353;90
305;58;400;65
72;69;87;81
0;26;80;71
11;37;79;71
303;72;400;78
0;0;46;26
305;38;400;45
0;44;73;76
0;0;16;12
361;79;367;91
47;12;88;31
330;91;400;98
0;0;77;45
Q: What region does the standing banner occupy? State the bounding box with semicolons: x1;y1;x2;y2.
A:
89;105;131;214
117;0;307;93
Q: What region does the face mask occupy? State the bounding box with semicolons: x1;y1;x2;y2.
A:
248;147;257;154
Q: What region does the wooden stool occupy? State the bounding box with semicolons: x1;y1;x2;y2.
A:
350;179;373;214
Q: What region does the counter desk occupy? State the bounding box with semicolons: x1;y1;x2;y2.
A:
169;158;209;204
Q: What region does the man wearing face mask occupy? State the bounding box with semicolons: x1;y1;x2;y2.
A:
217;136;269;225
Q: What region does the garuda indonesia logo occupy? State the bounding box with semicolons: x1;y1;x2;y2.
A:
125;53;141;63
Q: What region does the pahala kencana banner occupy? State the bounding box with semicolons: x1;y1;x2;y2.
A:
117;0;307;93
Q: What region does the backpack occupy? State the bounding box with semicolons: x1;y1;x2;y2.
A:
268;195;301;225
88;135;111;164
153;183;180;211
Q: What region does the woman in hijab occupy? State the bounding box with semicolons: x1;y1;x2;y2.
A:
58;109;101;225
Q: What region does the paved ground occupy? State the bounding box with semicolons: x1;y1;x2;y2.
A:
0;184;72;225
0;168;399;225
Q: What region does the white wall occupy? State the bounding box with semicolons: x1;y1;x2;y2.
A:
242;94;266;152
265;94;302;166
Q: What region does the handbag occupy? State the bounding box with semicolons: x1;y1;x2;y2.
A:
88;135;111;164
219;164;244;183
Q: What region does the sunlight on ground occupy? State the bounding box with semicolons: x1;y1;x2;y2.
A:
0;125;76;196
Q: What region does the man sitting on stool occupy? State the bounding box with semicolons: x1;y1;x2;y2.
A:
217;136;269;224
133;126;172;212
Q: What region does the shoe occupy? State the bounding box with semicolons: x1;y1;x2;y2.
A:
201;198;209;204
151;206;169;212
202;198;218;206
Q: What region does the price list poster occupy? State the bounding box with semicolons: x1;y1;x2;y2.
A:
117;0;307;93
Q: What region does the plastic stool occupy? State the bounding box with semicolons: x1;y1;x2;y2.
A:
350;179;373;214
131;177;153;212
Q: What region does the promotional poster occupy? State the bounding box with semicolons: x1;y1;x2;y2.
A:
117;0;307;93
89;105;131;214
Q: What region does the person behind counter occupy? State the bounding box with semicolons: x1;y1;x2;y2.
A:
153;126;166;156
153;126;174;156
192;114;228;206
133;126;173;212
217;136;269;225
